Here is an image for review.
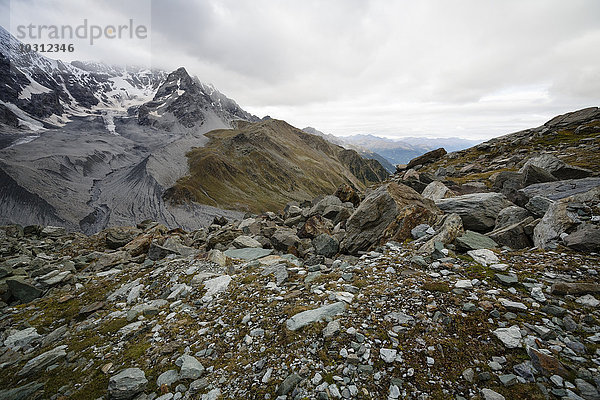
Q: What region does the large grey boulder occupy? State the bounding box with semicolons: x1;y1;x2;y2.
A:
564;225;600;252
519;177;600;202
6;277;42;303
487;217;536;250
108;368;148;399
309;195;342;217
312;234;339;258
534;186;600;249
286;302;346;331
520;154;592;180
406;148;447;169
341;182;441;255
435;192;514;232
270;228;301;251
419;213;464;254
421;181;454;201
520;164;557;186
495;206;531;230
525;195;554;217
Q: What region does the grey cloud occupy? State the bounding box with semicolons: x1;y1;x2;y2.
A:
3;0;600;139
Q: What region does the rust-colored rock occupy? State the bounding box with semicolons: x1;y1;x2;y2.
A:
298;215;332;239
528;348;570;378
124;234;153;257
551;282;600;296
334;183;361;207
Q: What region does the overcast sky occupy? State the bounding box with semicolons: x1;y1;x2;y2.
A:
2;0;600;139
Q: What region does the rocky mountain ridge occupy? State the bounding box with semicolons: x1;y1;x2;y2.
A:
165;119;389;213
0;27;390;236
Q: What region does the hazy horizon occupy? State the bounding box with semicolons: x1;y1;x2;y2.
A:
2;0;599;140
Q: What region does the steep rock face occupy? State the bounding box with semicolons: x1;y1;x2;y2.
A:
0;26;167;133
0;29;257;232
341;182;441;255
137;67;257;131
165;119;388;213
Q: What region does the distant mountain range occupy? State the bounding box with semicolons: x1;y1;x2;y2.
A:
0;25;389;232
303;128;481;167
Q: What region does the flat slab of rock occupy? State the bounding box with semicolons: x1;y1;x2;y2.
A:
18;345;67;376
223;248;273;261
3;327;40;351
201;275;232;302
520;177;600;201
467;249;500;266
551;282;600;295
455;230;497;251
286;302;346;331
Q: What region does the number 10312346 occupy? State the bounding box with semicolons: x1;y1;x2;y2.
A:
20;43;75;53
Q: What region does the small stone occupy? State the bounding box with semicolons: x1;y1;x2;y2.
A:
18;345;67;376
493;325;522;349
499;298;527;311
323;320;341;338
463;368;474;383
499;374;518;386
541;304;566;317
455;279;473;289
467;249;500;266
201;275;231;302
157;370;180;387
576;294;600;307
495;274;518;286
531;287;546;303
481;388;505;400
178;355;204;380
490;263;509;272
575;378;600;400
380;348;397;363
286;302;346;331
488;361;502;371
550;375;564;387
277;373;302;396
528;348;570;378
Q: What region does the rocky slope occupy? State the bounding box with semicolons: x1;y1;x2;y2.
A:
165;119;389;213
0;176;599;400
393;107;600;253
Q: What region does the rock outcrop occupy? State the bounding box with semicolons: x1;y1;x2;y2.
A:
341;182;441;254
